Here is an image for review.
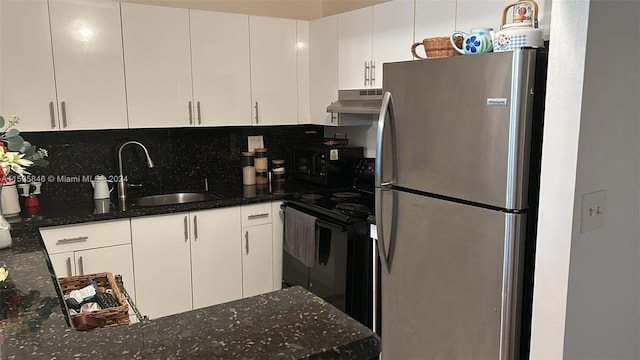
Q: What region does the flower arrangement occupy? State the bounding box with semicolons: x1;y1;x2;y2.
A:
0;115;48;183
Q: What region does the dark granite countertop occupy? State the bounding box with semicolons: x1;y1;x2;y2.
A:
0;181;378;359
7;181;339;232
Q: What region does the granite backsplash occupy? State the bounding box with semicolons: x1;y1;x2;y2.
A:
21;125;324;207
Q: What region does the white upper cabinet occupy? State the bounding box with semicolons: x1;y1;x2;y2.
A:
190;10;252;127
414;0;457;58
0;0;58;131
297;20;311;125
309;15;339;125
338;0;414;89
121;3;193;128
455;0;510;34
371;0;415;85
249;16;298;125
338;7;373;90
48;0;128;130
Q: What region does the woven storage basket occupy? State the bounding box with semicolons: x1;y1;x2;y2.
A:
411;36;463;59
58;272;129;331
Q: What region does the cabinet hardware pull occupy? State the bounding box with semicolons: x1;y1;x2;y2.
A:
184;216;188;241
197;101;202;125
364;61;369;86
254;101;258;124
66;257;72;277
370;61;376;86
56;236;88;245
245;231;249;255
61;101;68;128
193;215;198;240
78;256;84;275
254;102;259;124
248;213;269;220
331;113;336;123
49;101;56;128
188;101;193;125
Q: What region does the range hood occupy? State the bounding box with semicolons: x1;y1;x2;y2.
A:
327;89;384;115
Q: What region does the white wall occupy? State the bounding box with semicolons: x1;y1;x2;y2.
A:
530;0;640;359
324;123;378;157
562;0;640;358
529;0;590;357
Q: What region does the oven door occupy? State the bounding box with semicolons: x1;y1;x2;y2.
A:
281;205;349;312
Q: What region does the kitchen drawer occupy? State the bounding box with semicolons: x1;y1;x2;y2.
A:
40;219;131;254
241;203;272;227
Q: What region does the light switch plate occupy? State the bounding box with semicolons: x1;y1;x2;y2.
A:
581;190;606;233
247;136;264;152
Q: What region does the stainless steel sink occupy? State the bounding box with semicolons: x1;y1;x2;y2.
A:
132;192;220;207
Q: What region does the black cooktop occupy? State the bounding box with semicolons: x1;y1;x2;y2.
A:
283;158;375;223
286;189;373;223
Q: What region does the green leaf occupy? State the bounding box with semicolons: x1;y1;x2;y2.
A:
7;135;24;151
23;144;36;157
5;128;19;138
0;116;4;128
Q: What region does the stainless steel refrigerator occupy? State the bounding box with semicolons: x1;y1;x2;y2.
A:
375;49;545;359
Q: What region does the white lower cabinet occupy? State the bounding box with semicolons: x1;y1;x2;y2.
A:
272;201;284;291
40;220;136;319
190;208;243;310
240;202;274;297
242;223;273;297
130;213;192;319
131;206;245;319
42;202;282;321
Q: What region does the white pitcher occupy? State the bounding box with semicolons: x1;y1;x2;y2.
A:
91;174;113;199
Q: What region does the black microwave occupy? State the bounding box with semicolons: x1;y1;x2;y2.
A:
294;146;364;186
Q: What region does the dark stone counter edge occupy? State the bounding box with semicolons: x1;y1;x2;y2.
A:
10;181;344;233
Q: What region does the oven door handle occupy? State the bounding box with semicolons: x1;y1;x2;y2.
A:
316;219;347;232
281;204;348;232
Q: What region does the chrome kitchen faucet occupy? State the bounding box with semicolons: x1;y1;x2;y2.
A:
117;141;154;210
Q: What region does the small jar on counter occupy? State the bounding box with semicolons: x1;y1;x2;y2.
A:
254;148;268;172
272;168;286;183
242;152;256;185
255;169;268;185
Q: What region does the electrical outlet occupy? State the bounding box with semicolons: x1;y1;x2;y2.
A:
247;136;264;152
581;190;606;233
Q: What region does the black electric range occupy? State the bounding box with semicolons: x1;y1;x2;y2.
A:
284;158;375;223
281;158;375;330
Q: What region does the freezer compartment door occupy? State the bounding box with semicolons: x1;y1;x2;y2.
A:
382;50;537;210
379;189;525;360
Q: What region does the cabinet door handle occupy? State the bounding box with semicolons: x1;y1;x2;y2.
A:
66;257;72;277
56;236;88;245
331;113;337;124
184;216;188;241
245;231;249;255
370;61;376;86
188;101;193;125
248;213;269;220
61;101;68;128
193;215;198;241
254;102;259;124
78;256;84;275
364;61;369;86
49;101;57;128
197;101;202;125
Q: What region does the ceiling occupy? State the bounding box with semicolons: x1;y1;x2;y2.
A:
120;0;390;20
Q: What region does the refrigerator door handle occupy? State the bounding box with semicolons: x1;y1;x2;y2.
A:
375;91;398;274
375;91;398;188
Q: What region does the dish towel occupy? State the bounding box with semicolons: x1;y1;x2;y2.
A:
284;206;317;268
